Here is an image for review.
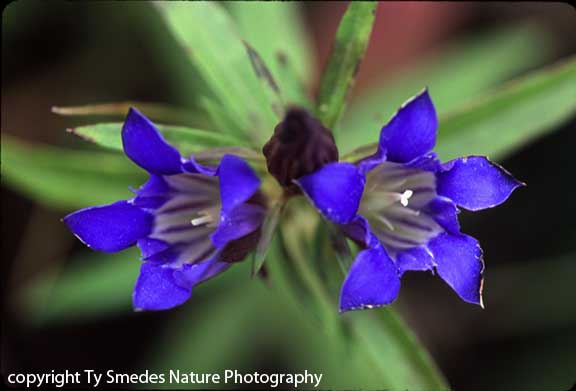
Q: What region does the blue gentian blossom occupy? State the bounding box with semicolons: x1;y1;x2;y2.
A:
64;108;266;311
296;90;523;312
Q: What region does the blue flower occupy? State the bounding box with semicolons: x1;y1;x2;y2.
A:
296;90;523;312
64;108;266;311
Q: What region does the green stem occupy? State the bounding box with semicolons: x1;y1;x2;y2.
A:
278;227;339;333
350;308;449;390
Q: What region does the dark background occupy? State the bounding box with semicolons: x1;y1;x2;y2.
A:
2;2;576;390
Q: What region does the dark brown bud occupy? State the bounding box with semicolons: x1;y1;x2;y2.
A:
262;107;339;189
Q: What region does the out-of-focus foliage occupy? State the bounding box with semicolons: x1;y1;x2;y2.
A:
153;2;282;146
21;249;140;324
343;56;576;162
227;2;314;108
1;135;144;210
436;55;576;160
339;25;555;152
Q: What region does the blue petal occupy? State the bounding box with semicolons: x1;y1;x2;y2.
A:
218;154;260;214
296;163;365;224
396;246;435;275
406;152;442;172
437;156;524;211
339;243;401;312
211;203;265;249
341;215;373;247
132;174;170;209
64;200;153;252
424;196;460;235
173;256;231;288
428;233;484;306
378;89;437;163
183;156;218;176
137;237;170;259
357;148;386;176
122;108;183;175
133;262;191;311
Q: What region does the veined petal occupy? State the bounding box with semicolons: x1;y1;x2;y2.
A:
183;156;218;176
296;162;365;224
406;152;442;173
211;203;265;249
437;156;524;211
133;174;170;209
357;148;387;176
341;215;372;247
424;196;460;235
137;237;170;259
218;154;260;214
396;245;435;275
339;243;401;312
122;108;183;175
378;89;437;163
133;262;191;311
64;200;152;252
174;256;231;289
428;233;484;306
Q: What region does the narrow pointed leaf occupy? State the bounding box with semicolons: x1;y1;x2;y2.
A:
52;102;204;126
228;1;314;107
339;25;553;153
316;2;377;132
68;122;244;156
153;2;280;145
347;308;449;390
435;55;576;160
343;56;576;163
1;135;144;210
243;42;286;119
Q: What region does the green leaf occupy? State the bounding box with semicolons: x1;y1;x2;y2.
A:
68;122;244;156
145;275;269;389
228;1;314;107
345;309;449;390
19;249;140;324
1;135;144;210
339;24;554;153
316;2;377;132
343;55;576;163
52;102;206;127
435;55;576;160
269;210;448;389
251;199;285;276
243;42;286;118
154;2;281;145
20;249;253;326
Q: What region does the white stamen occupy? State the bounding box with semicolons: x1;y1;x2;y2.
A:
191;214;213;226
400;189;413;207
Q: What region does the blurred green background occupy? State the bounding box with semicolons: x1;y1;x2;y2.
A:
2;2;576;390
